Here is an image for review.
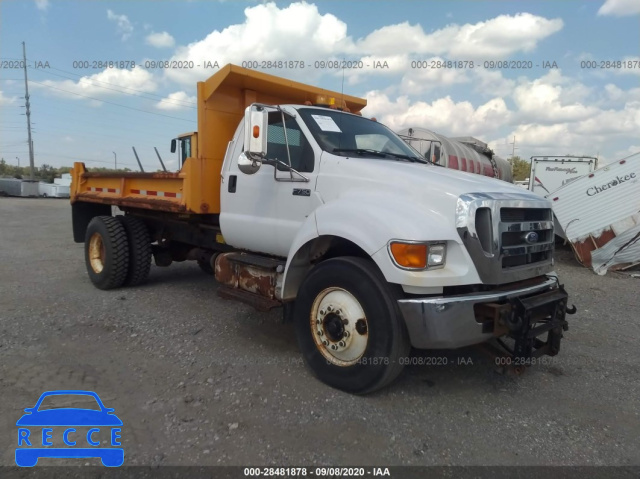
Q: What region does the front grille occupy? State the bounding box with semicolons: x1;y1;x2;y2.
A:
499;207;554;270
501;208;551;222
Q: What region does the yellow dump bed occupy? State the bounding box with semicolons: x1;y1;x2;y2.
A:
70;64;367;215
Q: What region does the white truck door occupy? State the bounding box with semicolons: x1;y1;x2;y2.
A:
220;110;321;257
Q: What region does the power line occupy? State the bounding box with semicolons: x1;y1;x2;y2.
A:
28;79;196;123
28;67;197;109
4;57;197;107
40;64;198;106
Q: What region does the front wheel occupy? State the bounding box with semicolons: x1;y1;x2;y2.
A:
294;257;410;394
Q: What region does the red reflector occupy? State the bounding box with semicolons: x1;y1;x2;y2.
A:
553;197;559;201
588;173;594;177
252;125;260;138
620;160;626;164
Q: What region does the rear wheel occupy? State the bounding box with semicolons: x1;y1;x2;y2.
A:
84;216;129;290
294;257;410;394
117;215;152;286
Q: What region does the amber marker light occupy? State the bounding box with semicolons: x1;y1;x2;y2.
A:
389;242;428;269
252;125;260;138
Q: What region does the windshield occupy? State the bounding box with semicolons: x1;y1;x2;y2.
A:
297;108;424;161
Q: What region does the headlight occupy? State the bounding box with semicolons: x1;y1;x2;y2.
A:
388;241;446;270
427;244;446;267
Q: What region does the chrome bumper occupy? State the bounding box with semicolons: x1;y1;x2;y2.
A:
397;276;559;349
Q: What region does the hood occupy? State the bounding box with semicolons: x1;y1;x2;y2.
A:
316;154;542;208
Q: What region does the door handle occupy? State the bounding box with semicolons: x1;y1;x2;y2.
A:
228;175;237;193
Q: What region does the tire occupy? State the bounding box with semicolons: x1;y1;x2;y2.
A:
197;257;214;275
84;216;129;290
294;257;410;394
117;216;152;286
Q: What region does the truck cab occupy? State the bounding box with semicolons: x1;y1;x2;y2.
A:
171;132;198;169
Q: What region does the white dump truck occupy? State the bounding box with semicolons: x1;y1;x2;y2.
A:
70;65;575;393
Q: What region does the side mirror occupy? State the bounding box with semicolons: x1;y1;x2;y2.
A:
170;139;176;153
238;151;261;175
244;105;268;157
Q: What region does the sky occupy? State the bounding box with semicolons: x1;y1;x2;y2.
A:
0;0;639;172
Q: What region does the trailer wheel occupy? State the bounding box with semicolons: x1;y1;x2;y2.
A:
85;216;130;290
294;257;410;394
117;216;152;286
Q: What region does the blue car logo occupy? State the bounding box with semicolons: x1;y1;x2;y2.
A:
16;390;123;467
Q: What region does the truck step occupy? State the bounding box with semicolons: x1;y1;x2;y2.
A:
217;286;282;312
226;253;285;272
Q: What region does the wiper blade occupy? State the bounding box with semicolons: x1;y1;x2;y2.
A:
379;152;430;164
333;148;434;165
332;148;387;158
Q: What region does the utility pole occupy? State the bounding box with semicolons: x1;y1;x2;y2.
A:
22;42;35;180
113;151;117;170
16;157;20;168
510;135;518;160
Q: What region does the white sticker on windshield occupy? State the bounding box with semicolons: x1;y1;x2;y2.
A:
311;115;342;133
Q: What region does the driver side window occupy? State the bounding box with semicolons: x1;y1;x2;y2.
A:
266;112;314;173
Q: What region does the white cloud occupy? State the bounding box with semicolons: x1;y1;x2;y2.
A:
33;68;157;99
364;92;511;136
146;31;175;48
398;57;471;95
355;13;563;59
365;66;640;163
107;9;133;41
488;95;640;160
35;0;50;11
604;83;640;102
598;0;640;16
164;2;350;85
512;70;598;124
0;90;18;106
156;91;196;110
162;4;562;86
573;101;640;136
472;69;516;97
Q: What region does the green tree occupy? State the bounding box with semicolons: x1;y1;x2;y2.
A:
510;156;531;181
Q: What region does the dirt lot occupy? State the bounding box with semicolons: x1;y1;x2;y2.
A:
1;197;639;468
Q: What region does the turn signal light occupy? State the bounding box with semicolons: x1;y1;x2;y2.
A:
390;242;427;269
252;125;260;138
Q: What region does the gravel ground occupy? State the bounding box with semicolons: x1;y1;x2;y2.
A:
1;197;639;468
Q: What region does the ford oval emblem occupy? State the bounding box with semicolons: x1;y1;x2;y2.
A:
525;232;539;244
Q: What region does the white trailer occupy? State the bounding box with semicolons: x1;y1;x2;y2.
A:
0;178;39;197
529;156;597;196
38;182;70;198
550;152;640;274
